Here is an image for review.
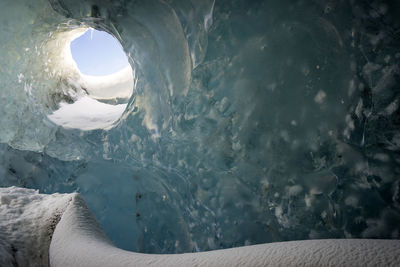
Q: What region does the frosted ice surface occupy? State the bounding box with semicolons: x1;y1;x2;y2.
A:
0;0;400;255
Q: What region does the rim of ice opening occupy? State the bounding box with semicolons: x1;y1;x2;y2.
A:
47;27;135;131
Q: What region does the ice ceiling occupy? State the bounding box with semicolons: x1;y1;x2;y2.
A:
1;0;400;253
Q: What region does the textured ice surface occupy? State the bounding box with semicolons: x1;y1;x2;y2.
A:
0;0;400;254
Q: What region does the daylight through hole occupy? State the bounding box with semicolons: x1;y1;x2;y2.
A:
47;27;134;131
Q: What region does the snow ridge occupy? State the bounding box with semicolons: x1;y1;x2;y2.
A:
0;187;73;267
50;192;400;267
1;187;400;266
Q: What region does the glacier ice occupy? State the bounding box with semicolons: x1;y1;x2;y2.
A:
0;0;400;255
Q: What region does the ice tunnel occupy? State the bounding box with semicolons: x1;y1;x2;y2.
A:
1;0;400;265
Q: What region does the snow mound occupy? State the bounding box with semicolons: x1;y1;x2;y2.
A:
47;96;127;130
0;187;74;267
1;187;399;266
50;191;400;266
79;66;134;101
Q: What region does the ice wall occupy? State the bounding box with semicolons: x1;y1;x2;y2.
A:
0;0;400;253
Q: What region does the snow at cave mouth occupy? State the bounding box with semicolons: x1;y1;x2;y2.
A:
47;28;134;131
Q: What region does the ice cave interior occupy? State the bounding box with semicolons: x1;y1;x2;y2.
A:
0;0;400;255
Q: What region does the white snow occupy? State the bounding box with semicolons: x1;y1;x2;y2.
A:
50;192;400;267
0;187;74;267
1;187;400;267
47;96;127;131
79;66;134;100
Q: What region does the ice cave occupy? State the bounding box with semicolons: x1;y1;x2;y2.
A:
1;0;400;266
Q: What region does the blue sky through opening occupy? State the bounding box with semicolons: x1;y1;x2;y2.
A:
70;29;129;76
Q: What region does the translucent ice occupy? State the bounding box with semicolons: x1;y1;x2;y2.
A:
0;0;400;254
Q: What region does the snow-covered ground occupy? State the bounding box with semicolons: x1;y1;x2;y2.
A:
1;187;400;266
47;96;127;130
47;65;133;131
0;187;73;266
78;66;134;101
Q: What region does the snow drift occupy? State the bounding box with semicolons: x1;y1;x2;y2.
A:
2;187;400;266
0;187;73;266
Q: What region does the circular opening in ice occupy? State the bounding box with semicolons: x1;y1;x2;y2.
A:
47;27;134;131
